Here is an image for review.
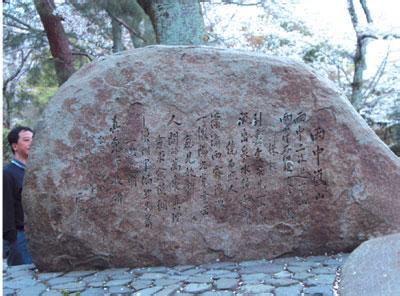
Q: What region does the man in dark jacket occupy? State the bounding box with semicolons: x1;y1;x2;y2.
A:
3;126;34;265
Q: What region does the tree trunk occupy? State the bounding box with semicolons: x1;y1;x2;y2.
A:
139;0;206;45
34;0;75;85
110;17;124;53
351;36;368;110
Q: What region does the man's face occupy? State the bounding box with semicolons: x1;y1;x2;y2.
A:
12;130;33;159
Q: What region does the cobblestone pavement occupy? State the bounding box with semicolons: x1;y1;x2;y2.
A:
3;253;348;296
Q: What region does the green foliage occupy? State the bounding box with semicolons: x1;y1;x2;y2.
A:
303;45;325;63
280;20;312;36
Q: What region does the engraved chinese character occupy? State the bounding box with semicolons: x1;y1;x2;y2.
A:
240;164;250;175
280;112;293;126
312;169;327;186
311;127;325;141
294;111;306;124
237;112;249;126
241;146;249;159
213;166;223;180
312;145;324;166
210;132;221;147
184;134;193;149
210;112;221;129
252;112;262;127
226;140;236;155
168;131;179;146
241;128;249;142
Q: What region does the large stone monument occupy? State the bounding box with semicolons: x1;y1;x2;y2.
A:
23;46;400;271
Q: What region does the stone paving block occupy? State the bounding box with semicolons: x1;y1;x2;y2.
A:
183;283;212;293
204;269;234;277
287;265;311;273
238;283;274;294
312;266;338;274
4;277;38;289
236;293;273;296
80;287;106;296
153;284;181;296
166;274;189;282
291;272;314;281
130;279;153;290
239;263;283;274
8;270;35;279
87;280;105;288
64;270;97;278
304;284;333;295
180;267;206;276
82;273;110;282
132;286;163;295
108;285;133;294
187;274;214;283
305;274;336;286
289;259;323;268
36;272;64;281
41;290;64;296
214;278;238;290
241;272;271;282
139;272;167;280
51;281;87;293
213;271;239;279
143;266;173;273
17;283;48;296
95;268;129;277
263;277;299;286
322;258;345;266
7;264;35;272
47;276;77;286
239;259;267;267
172;265;195;272
201;291;234;296
153;278;182;286
273;270;293;278
106;278;132;287
199;262;237;270
275;284;304;296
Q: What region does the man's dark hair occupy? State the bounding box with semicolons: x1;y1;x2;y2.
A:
8;126;34;154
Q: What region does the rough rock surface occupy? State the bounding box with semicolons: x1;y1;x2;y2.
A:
23;46;400;271
339;233;400;296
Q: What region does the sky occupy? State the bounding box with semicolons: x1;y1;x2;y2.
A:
291;0;400;77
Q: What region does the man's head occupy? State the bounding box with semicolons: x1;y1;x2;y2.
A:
8;126;34;162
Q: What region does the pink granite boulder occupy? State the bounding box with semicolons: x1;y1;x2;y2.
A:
23;46;400;271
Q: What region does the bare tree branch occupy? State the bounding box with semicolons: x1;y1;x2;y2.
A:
362;49;389;100
71;51;93;61
105;10;147;43
359;0;373;23
347;0;359;30
3;49;33;92
3;12;44;34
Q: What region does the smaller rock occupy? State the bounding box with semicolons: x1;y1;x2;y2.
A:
339;233;400;296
